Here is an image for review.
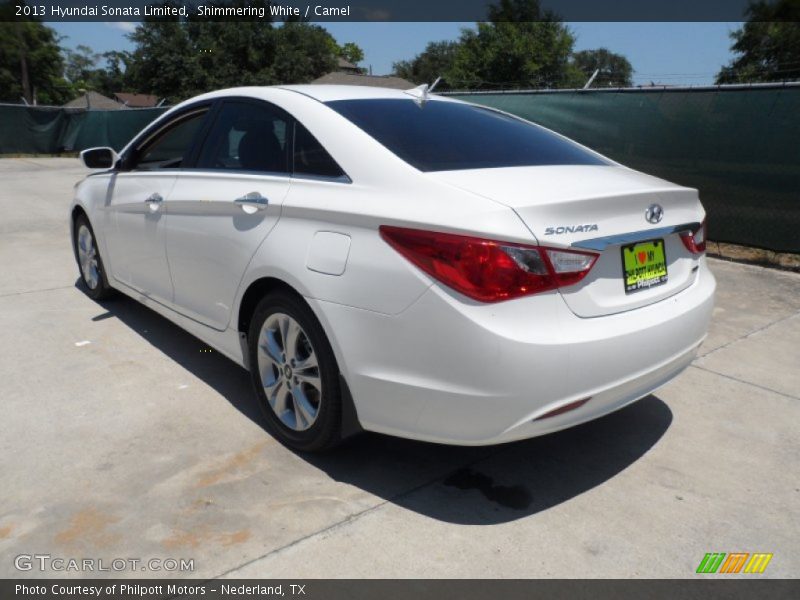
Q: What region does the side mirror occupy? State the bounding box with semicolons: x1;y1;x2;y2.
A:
80;147;118;169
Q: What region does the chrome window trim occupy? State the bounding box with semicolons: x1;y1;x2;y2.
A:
291;172;352;184
164;169;351;183
571;222;701;251
175;168;293;180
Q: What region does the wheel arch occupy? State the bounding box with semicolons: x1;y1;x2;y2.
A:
69;204;90;262
71;204;88;222
237;275;363;440
237;276;305;336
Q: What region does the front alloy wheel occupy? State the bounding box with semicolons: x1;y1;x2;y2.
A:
73;214;114;300
77;224;100;290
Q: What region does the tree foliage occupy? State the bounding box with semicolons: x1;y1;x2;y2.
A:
64;45;99;85
572;48;633;87
0;0;364;106
125;20;199;103
339;42;365;65
392;41;458;89
0;19;71;104
452;0;582;89
122;1;353;102
392;0;628;90
271;22;339;86
716;0;800;84
94;51;131;96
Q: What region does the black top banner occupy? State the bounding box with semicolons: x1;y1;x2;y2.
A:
0;0;779;22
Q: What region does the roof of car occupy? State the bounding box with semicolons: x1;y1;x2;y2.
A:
166;85;459;120
277;84;449;103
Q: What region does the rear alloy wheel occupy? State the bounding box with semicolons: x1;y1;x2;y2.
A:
73;215;114;300
259;312;322;431
248;292;341;452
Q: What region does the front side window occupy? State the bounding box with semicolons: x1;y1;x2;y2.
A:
293;122;346;180
197;101;290;174
134;110;208;170
325;98;610;172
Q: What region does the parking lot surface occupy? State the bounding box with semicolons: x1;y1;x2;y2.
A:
0;158;798;578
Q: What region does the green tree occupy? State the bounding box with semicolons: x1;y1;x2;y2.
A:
447;0;582;89
572;48;633;87
125;1;278;102
93;51;132;96
125;19;199;103
63;44;100;85
187;19;277;91
123;1;340;102
392;41;458;88
0;19;71;104
716;0;800;83
62;45;133;98
339;42;364;66
271;22;338;84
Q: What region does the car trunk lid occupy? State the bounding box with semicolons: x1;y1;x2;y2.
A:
428;165;705;317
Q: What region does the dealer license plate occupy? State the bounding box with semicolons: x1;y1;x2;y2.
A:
622;239;668;294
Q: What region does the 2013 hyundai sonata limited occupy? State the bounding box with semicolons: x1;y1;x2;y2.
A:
71;85;715;451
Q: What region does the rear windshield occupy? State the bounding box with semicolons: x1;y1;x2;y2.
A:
325;98;610;172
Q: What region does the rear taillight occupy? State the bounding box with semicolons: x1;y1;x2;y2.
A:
379;226;598;303
680;220;707;254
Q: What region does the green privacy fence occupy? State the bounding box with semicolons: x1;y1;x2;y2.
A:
0;104;168;155
449;84;800;254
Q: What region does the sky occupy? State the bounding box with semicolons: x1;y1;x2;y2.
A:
50;21;742;87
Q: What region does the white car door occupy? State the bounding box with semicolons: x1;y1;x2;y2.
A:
164;99;293;330
103;108;210;304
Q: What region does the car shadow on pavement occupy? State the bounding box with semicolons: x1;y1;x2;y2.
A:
86;284;673;526
308;395;673;525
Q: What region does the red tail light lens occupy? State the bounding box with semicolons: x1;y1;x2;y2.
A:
681;221;707;254
379;226;598;303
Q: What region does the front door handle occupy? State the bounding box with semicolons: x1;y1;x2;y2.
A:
234;192;268;212
145;193;163;212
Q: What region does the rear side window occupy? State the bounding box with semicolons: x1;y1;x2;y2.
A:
326;98;609;172
293;122;346;180
134;110;207;170
197;101;290;174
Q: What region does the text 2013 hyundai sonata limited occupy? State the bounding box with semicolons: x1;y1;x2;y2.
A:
71;85;715;451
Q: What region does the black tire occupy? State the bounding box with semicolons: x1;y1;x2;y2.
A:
248;291;342;452
73;214;115;301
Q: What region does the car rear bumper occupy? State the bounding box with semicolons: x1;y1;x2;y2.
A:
310;260;715;446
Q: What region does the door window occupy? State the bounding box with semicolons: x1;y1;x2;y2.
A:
133;110;208;170
197;101;291;174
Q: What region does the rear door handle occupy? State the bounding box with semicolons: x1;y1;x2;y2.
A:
145;193;163;212
234;191;269;213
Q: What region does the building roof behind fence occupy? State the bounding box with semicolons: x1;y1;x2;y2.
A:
62;91;127;110
114;92;161;108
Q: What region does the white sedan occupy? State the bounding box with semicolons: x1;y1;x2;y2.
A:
71;85;715;451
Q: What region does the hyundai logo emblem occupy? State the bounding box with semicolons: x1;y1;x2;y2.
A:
645;204;664;224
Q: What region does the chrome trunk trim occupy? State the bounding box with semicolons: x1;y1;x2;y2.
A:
571;222;701;251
